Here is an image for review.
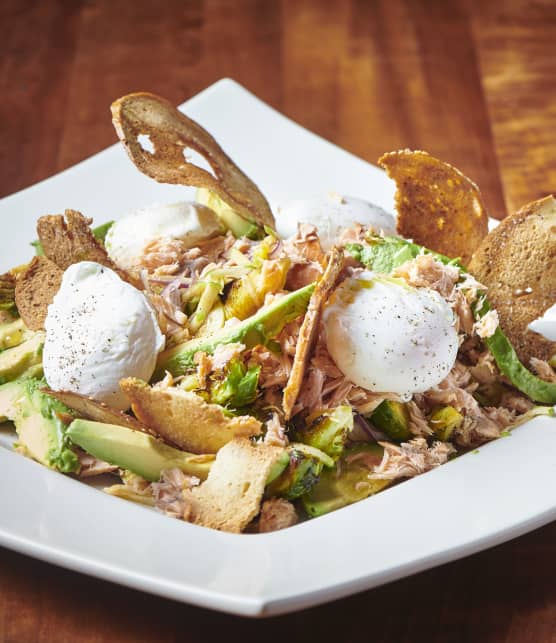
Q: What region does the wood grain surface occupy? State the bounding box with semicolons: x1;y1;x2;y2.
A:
1;0;556;641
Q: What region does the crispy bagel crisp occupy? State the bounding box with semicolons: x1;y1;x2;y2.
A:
111;92;275;231
282;247;345;419
379;150;489;266
37;209;140;288
469;195;556;365
14;256;63;330
42;389;154;436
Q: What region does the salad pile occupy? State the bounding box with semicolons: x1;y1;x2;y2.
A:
1;93;555;534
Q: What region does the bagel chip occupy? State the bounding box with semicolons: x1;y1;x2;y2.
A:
379;150;489;266
14;256;63;330
36;209;140;288
111;92;275;233
42;389;153;435
282;247;344;419
469;195;556;365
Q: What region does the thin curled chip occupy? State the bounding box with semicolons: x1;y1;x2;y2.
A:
42;388;155;436
379;150;489;266
111;92;275;232
282;247;345;420
469;195;556;365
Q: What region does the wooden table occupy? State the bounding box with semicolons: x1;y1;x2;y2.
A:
1;0;556;640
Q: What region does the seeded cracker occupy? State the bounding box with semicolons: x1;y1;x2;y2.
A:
379;150;489;266
111;92;275;231
469;195;556;364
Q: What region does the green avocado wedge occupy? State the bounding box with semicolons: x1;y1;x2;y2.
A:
349;236;556;405
156;282;315;378
67;419;214;482
0;378;79;473
485;327;556;404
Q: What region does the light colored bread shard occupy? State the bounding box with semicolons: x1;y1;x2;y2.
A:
187;437;286;533
119;378;262;454
36;209;141;288
14;256;63;330
42;389;154;435
379;149;489;266
111;92;275;231
282;247;344;419
468;195;556;364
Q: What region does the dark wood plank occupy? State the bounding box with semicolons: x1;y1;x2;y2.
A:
470;0;556;213
282;0;507;217
1;0;556;641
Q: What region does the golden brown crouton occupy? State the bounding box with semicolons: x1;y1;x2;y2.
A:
186;437;286;533
379;149;489;266
119;378;262;454
14;256;63;330
469;195;556;364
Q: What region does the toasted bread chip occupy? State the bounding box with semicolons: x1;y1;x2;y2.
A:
37;209;140;288
14;256;63;330
111;92;275;231
282;247;345;419
186;437;286;533
120;378;262;454
0;271;17;314
379;150;489;266
469;195;556;364
42;389;154;435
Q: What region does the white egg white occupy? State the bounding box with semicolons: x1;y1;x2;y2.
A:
105;201;222;270
323;272;458;396
275;194;396;250
43;262;165;410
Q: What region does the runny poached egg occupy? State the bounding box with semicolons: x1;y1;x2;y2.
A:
105;201;222;270
43;262;165;410
275;193;396;250
322;272;458;396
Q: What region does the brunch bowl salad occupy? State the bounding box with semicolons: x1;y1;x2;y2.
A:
1;92;555;535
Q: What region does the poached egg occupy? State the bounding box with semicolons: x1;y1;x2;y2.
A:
323;272;458;396
43;262;165;410
275;193;396;250
105;201;222;270
527;303;556;341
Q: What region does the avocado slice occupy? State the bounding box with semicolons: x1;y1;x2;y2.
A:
349;235;556;405
0;378;79;472
196;188;264;240
156;282;315;377
302;443;390;518
370;400;411;442
0;318;34;351
67;419;215;482
0;333;44;384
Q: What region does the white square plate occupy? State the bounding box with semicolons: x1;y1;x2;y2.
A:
0;79;555;618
